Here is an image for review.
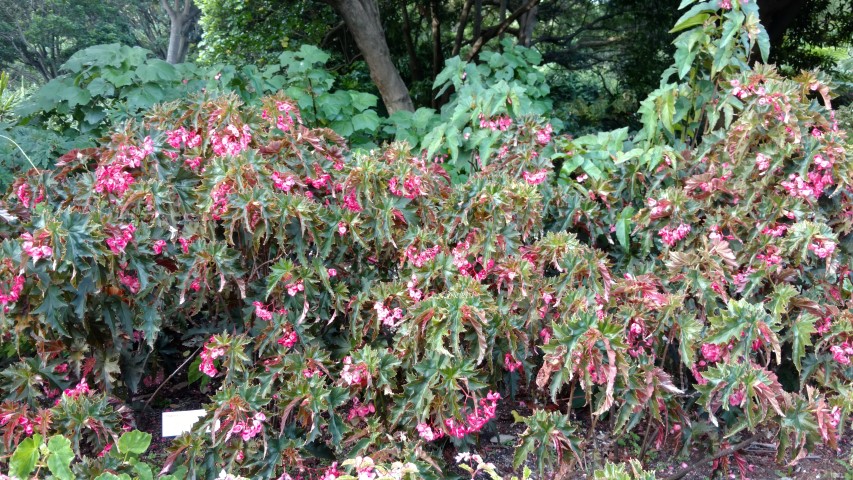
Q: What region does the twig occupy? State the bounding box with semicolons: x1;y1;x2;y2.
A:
0;134;37;170
143;345;203;411
663;434;759;480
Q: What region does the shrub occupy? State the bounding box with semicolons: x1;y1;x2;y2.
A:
0;0;851;479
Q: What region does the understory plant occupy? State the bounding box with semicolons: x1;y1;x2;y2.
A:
0;0;851;479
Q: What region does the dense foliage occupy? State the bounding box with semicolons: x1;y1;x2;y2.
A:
0;1;852;479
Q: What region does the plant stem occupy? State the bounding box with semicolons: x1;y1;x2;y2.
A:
663;434;759;480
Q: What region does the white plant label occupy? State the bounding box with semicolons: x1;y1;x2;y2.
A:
161;409;206;437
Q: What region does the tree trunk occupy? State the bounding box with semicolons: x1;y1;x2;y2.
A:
162;0;194;64
324;0;414;113
517;5;538;47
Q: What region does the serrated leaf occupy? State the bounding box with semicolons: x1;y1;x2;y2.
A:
791;314;816;372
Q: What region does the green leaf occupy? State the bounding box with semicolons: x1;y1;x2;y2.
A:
791;314;816;373
117;430;151;456
615;207;634;251
670;12;710;33
670;2;714;33
351;111;380;133
9;434;42;479
46;435;74;480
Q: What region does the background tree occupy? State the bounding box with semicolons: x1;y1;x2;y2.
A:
160;0;200;64
0;0;137;82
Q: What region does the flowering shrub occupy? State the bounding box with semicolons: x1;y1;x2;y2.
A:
0;0;851;478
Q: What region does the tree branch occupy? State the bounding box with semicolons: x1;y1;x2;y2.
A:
466;0;540;61
663;434;759;480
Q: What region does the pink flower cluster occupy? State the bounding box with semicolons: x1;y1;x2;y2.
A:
209;124;252;157
227;412;266;442
757;245;782;266
94;163;135;197
115;137;153;169
118;270;140;294
320;462;342;480
405;245;441;267
729;388;745;407
416;422;444;442
341;356;369;387
62;379;91;401
347;398;376;422
253;301;273;320
277;329;298;348
658;223;691;246
94;138;153;197
478;114;512;131
755;153;771;172
0;275;25;306
21;232;52;262
153;240;167;255
504;353;522;372
286;279;304;296
535;124;553;145
407;275;423;301
2;415;34;435
808;238;836;259
443;391;501;438
452;239;494;280
830;342;853;365
273;100;299;132
271;171;297;192
389;175;424;198
375;302;404;328
210;182;233;220
701;343;723;363
16;183;43;208
343;191;362;212
522;169;549;185
200;337;227;377
780;153;835;200
106;224;136;255
165;127;202;150
761;224;787;237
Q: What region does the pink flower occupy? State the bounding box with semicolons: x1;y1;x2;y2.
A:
94;163;135;197
184;156;204;171
346;399;375;422
0;275;25;306
809;239;836;259
277;330;298;348
341;356;369;387
210;182;233;220
535;124;553;145
729;389;745;407
504;353;523;372
285;280;304;296
272;171;297;192
539;327;552;344
523;169;549;185
658;223;691;246
209;124;252;157
338;222;348;236
375;302;404;328
118;270;140;294
416;422;444;442
831;342;853;365
106;224;136;255
153;240;167;255
199;337;226;378
343;191;362;212
97;443;113;458
327;268;337;277
389;175;424;198
701;343;723;363
761;224;787;237
21;232;52;263
405;245;441;267
253;301;273;321
755;153;770;171
62;379;91;400
16;183;32;207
